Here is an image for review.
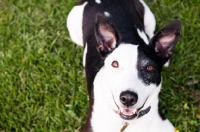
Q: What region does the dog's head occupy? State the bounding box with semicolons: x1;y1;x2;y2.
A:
93;14;181;120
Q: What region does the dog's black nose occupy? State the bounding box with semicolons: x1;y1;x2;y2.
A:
120;91;138;106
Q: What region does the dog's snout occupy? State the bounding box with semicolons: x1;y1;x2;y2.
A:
120;91;138;106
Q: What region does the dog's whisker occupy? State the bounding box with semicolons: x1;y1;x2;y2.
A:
111;92;120;110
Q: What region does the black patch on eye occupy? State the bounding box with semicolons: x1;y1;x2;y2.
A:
137;45;162;86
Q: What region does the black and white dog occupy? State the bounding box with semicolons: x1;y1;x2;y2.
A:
67;0;181;131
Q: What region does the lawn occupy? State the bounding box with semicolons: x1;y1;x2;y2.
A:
0;0;199;132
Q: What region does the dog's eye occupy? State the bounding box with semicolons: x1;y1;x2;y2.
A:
111;61;119;68
146;65;154;72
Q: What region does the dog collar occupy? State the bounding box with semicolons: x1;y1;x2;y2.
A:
137;106;151;119
120;106;151;132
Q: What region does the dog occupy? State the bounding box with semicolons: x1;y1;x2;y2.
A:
67;0;181;131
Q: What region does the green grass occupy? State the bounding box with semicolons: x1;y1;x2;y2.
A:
0;0;199;131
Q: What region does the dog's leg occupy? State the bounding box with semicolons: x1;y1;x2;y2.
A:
67;2;88;46
139;0;156;39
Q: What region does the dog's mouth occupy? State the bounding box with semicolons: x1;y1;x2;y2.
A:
113;95;148;120
119;108;138;120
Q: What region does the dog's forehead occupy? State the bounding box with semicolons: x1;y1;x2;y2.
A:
106;44;138;65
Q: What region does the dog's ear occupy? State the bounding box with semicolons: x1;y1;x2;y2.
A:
149;20;181;64
95;14;119;58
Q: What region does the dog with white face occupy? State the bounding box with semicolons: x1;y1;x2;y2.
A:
67;0;181;132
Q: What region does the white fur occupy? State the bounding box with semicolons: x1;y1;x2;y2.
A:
139;0;156;39
164;60;170;67
91;44;174;132
95;0;101;4
104;11;110;17
137;28;149;44
67;2;88;46
83;43;88;67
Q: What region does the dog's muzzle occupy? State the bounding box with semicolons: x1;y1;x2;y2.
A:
112;91;150;120
119;91;138;120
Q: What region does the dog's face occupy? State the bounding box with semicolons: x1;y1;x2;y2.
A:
93;14;181;120
98;44;157;120
102;44;162;119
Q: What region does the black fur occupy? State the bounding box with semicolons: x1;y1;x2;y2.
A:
137;44;162;86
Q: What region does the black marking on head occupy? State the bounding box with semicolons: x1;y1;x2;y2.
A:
137;45;162;86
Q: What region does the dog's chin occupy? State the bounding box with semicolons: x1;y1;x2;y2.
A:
119;108;138;120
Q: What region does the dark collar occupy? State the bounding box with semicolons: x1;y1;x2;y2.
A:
137;106;151;119
120;106;151;132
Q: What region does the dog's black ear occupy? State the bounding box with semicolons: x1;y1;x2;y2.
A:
149;20;181;64
95;14;119;58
